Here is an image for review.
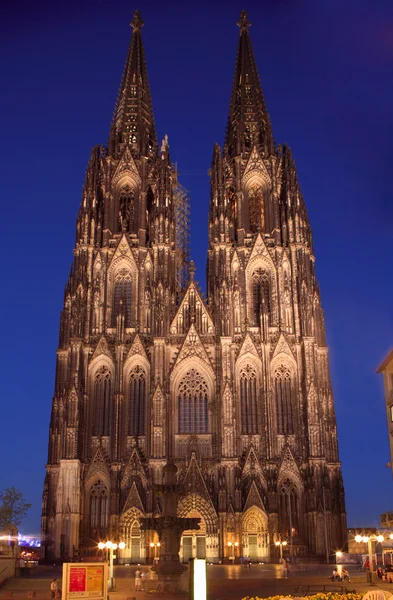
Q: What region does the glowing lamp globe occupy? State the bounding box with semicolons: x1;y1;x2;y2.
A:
98;542;105;550
355;535;362;543
362;536;369;543
377;535;384;543
105;541;112;549
119;542;126;550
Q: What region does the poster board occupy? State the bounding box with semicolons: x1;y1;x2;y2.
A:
62;563;108;600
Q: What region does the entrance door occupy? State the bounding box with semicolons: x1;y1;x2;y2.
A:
183;537;193;562
131;536;140;562
196;537;206;558
248;535;258;561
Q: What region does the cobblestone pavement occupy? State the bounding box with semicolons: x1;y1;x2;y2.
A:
2;564;393;600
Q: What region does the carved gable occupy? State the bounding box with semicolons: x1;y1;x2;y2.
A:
122;481;145;515
182;453;213;506
237;333;260;362
125;333;148;362
170;283;214;335
121;447;148;489
86;447;110;483
174;324;213;368
112;145;141;188
243;480;266;513
109;234;138;273
272;333;295;362
246;233;275;271
91;336;114;362
243;146;271;187
278;446;302;489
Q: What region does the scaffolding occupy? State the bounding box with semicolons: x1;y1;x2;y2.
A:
172;163;191;292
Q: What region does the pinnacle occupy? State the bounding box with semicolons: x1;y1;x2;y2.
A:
237;10;251;32
130;10;144;31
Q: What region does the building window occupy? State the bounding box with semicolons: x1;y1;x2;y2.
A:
248;184;265;232
90;480;108;539
240;364;258;434
274;365;294;434
93;366;112;436
113;268;132;327
252;268;271;325
118;184;135;232
178;369;208;434
129;366;146;435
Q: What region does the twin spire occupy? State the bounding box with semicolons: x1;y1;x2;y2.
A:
109;10;274;160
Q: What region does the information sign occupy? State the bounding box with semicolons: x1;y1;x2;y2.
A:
62;563;108;600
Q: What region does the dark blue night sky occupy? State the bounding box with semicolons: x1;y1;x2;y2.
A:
1;0;393;535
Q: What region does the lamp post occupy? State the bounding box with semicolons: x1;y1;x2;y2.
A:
355;534;387;584
150;542;160;564
98;540;126;591
275;540;288;562
227;541;238;564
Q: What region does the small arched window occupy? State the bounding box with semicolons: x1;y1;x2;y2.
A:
113;268;132;327
129;366;146;435
274;365;294;434
252;268;271;325
90;480;108;538
93;366;112;436
248;184;265;232
240;364;258;434
178;369;208;434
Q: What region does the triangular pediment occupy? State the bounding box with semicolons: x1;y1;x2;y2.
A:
243;145;271;186
112;145;141;187
237;333;260;361
272;333;295;361
91;335;114;362
125;333;148;362
86;447;110;482
243;480;266;513
278;446;301;485
246;233;275;270
241;446;264;481
183;453;213;505
109;234;138;271
170;283;214;335
174;324;213;368
122;481;145;515
121;447;148;488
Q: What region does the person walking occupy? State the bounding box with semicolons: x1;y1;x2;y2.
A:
135;569;141;591
18;557;26;576
50;579;60;599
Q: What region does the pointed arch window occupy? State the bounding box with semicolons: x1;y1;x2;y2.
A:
113;268;132;327
118;184;135;232
279;479;299;539
252;268;271;325
248;184;265;232
240;365;258;434
178;369;208;434
129;366;146;435
90;480;108;538
93;366;112;436
274;365;294;434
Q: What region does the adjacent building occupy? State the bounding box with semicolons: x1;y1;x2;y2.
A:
41;11;347;563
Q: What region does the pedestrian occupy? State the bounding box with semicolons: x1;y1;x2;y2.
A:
19;557;26;576
282;558;288;578
50;579;60;600
342;567;350;582
135;569;141;591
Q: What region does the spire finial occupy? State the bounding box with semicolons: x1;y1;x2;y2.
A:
131;10;144;31
237;10;251;32
189;260;196;282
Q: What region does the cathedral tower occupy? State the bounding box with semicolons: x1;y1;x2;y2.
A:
42;11;346;563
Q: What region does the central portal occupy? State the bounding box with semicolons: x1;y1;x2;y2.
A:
180;509;206;562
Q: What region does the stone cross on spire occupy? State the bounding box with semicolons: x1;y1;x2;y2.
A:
237;10;251;32
131;10;144;31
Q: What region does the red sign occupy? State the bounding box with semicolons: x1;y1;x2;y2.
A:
69;567;87;593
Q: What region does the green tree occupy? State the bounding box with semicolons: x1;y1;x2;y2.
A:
0;488;31;530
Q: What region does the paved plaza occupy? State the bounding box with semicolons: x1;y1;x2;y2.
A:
2;564;392;600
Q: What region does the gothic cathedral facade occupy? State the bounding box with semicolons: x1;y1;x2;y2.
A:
41;11;346;563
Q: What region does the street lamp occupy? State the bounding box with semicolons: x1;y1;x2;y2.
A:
150;542;160;564
355;534;385;584
98;540;126;590
275;540;288;562
227;541;239;564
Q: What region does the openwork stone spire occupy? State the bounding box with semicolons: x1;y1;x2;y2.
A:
110;10;157;157
226;10;274;158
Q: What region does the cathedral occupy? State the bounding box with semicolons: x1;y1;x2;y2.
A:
41;10;347;563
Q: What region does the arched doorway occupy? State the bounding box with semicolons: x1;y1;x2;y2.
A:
242;506;269;562
181;509;206;562
120;508;145;564
178;494;219;563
